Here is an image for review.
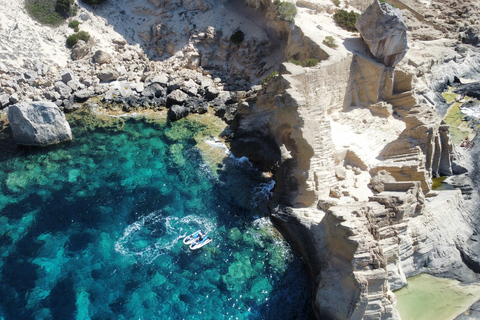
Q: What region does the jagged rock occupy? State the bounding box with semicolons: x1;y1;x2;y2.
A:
182;79;198;96
7;101;72;146
74;89;94;102
54;81;73;99
317;198;339;211
213;103;237;124
167;77;184;92
93;50;112;64
98;68;119;82
61;69;74;84
71;40;93;60
23;70;38;82
186;97;209;114
9;93;19;104
168;104;190;121
142;83;166;98
67;79;84;91
205;86;219;100
0;94;10;109
355;0;408;67
144;74;169;87
370;169;396;192
63;98;78;112
166;89;188;107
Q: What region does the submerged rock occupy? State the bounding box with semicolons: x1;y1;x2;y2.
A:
7;101;72;146
355;0;408;67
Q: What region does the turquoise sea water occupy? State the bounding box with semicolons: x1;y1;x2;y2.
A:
0;110;312;320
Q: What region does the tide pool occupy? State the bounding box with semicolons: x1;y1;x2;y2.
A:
0;108;312;320
395;274;480;320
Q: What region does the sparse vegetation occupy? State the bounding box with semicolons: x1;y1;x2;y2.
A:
68;19;80;32
323;36;338;48
333;9;359;32
274;0;297;23
66;31;90;48
289;58;319;67
331;0;341;7
261;71;279;87
25;0;76;26
230;29;245;45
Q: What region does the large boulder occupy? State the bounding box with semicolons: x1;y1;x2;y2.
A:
93;50;112;64
7;102;72;146
355;0;408;67
98;67;119;82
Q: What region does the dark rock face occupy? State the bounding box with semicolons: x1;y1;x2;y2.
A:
461;26;480;45
453;81;480;99
355;0;408;67
167;104;190;121
7;101;72;146
230;130;282;170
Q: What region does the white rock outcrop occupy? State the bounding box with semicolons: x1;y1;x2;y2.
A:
355;0;408;67
7;102;72;146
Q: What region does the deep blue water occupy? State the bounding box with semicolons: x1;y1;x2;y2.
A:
0;110;312;320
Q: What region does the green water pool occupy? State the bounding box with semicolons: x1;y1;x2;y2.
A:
395;274;480;320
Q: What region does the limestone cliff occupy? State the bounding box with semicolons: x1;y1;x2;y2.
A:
231;6;477;317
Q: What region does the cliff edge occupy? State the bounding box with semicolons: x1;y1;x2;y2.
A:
231;0;480;319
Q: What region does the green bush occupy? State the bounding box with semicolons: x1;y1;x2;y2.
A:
261;71;279;87
274;0;297;23
333;9;359;32
323;36;338;48
230;29;245;45
331;0;341;7
289;58;319;67
66;31;90;48
80;0;107;5
68;19;80;29
25;0;65;25
56;0;76;17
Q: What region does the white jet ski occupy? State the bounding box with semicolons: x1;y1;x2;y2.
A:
189;234;212;250
183;230;202;245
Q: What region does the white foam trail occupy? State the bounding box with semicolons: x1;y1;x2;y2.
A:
115;211;217;264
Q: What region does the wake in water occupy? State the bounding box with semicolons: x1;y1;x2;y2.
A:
115;211;217;264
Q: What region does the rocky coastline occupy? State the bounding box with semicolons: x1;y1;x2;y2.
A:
2;0;480;319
